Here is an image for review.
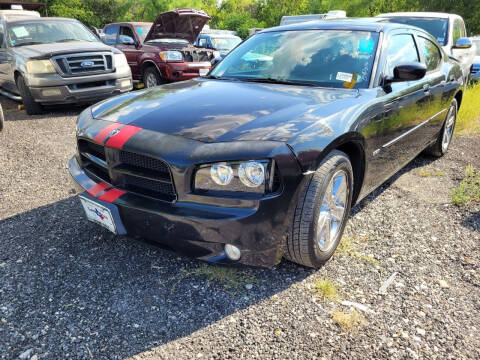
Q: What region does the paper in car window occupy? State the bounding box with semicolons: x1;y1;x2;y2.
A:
136;28;143;34
358;39;375;53
12;26;29;38
336;72;353;82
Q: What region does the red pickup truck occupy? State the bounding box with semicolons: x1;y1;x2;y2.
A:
103;9;217;87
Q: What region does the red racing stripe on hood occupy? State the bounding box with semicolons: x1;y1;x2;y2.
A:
87;182;110;197
105;125;142;149
93;122;124;144
97;188;126;203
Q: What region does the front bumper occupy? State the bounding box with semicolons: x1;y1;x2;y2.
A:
68;149;304;267
25;67;132;104
161;62;211;82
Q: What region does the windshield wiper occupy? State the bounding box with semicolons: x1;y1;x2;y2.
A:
237;77;317;87
204;75;240;81
13;41;43;47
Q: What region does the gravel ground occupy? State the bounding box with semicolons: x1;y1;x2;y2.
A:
0;96;479;360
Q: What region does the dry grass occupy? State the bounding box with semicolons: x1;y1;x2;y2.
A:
331;309;366;332
416;169;446;177
312;279;339;301
170;264;258;292
336;236;378;265
451;165;480;206
456;84;480;135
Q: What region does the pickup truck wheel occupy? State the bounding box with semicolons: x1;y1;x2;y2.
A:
143;67;165;88
0;104;4;131
285;150;354;268
16;75;43;115
425;98;457;157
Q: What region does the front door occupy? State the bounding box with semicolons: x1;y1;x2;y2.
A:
117;25;140;76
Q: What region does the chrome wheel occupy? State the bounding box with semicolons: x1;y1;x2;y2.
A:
317;170;348;252
145;73;158;88
441;106;456;152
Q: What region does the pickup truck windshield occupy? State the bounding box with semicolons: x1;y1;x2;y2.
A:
210;30;379;89
380;17;449;46
7;21;99;47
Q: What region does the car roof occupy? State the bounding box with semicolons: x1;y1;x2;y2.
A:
5;16;79;24
261;19;420;34
376;12;454;19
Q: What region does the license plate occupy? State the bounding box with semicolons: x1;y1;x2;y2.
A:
199;68;209;76
80;196;117;234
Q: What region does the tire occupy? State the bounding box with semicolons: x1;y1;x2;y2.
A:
16;75;43;115
424;98;457;157
142;66;165;88
285;150;354;268
0;104;4;131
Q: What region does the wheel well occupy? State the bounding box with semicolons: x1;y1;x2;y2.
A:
454;90;463;109
14;71;22;83
336;141;365;205
141;61;159;75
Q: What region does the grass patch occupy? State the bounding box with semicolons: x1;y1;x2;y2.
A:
331;309;366;332
456;83;480;135
170;264;258;293
451;165;480;206
312;279;339;301
416;169;447;177
336;236;378;265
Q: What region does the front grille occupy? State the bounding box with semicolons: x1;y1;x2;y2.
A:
78;139;176;202
53;52;114;77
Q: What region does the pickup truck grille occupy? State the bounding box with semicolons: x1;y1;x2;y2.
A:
78;139;177;202
53;52;114;77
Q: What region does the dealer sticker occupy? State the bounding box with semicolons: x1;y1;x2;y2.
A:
336;72;353;82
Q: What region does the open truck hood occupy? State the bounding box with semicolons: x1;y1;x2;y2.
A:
144;8;211;44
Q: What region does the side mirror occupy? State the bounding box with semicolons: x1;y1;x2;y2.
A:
211;56;222;67
119;35;135;45
384;62;427;85
453;37;472;49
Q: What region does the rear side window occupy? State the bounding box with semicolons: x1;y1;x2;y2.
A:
385;34;419;77
417;36;442;71
104;25;119;44
452;19;466;44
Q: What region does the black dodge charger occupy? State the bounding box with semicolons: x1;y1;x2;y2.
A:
69;20;463;268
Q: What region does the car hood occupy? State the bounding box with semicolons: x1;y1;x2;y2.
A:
12;41;114;59
144;9;210;44
91;79;371;144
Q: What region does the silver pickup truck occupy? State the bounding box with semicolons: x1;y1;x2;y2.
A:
0;12;132;114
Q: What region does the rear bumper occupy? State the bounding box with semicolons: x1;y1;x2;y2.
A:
68;156;297;267
161;62;211;82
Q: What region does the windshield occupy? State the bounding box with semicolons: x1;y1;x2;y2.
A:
135;24;152;42
210;30;379;89
381;17;449;46
7;21;99;47
211;36;241;51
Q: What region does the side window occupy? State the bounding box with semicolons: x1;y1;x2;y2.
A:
417;36;442;72
104;25;119;45
452;19;463;44
0;24;4;48
385;34;419;77
198;37;208;47
119;26;135;40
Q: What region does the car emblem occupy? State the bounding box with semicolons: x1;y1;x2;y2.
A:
80;61;95;68
109;129;121;137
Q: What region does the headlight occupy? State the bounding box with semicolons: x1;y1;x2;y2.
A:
26;60;56;74
239;161;265;187
159;50;183;61
195;160;271;196
114;53;128;68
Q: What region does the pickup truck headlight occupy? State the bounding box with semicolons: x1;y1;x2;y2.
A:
114;53;128;68
159;50;183;62
194;160;269;196
26;60;56;74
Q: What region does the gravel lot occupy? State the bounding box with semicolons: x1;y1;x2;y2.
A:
0;95;479;360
